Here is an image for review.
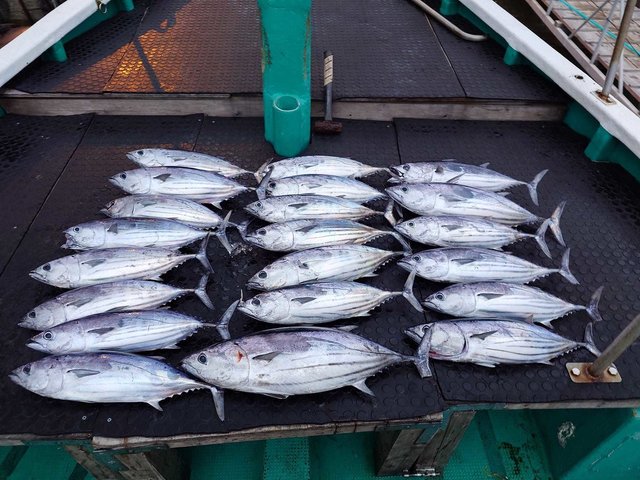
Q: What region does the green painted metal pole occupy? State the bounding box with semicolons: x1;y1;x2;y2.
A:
258;0;312;157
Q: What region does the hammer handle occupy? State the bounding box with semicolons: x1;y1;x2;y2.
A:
323;51;334;121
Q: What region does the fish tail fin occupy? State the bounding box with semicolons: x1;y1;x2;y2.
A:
527;169;548;206
548;201;566;246
384;199;397;226
235;219;251;242
390;231;412;254
254;158;273;183
215;211;234;254
255;165;273;200
402;270;423;312
534;219;551;259
583;321;602;358
215;298;239;341
586;286;605;323
413;326;432;378
194;274;214;310
558;248;579;285
196;236;214;273
209;387;225;421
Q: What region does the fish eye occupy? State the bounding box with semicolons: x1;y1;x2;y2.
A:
268;182;276;188
258;271;267;279
43;264;51;271
22;365;31;374
120;173;127;179
73;227;80;232
251;298;261;306
257;229;266;236
408;222;414;227
412;255;420;262
43;331;53;340
256;202;262;208
401;187;408;192
28;311;36;318
137;150;144;155
402;165;410;171
435;293;444;301
197;353;207;364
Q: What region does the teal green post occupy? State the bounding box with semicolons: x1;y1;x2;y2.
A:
0;105;6;117
258;0;312;157
440;0;460;15
46;41;68;62
116;0;135;11
503;46;525;66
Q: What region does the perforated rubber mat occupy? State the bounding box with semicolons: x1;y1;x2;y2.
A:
1;115;638;441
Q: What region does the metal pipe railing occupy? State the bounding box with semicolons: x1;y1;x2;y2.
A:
588;313;640;378
600;0;637;98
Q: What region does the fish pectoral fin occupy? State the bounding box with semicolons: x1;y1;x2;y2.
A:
107;223;119;234
147;355;166;361
451;258;476;266
140;199;158;207
295;224;318;233
67;368;101;378
361;273;378;278
263;393;289;399
441;224;464;231
87;327;115;335
469;330;498;340
353;380;376;397
147;400;164;411
476;293;505;301
479;162;490;168
67;297;93;308
81;259;107;268
288;203;309;209
153;173;172;182
252;351;282;362
291;296;317;305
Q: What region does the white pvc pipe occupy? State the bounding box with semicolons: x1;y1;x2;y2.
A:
461;0;640;159
0;0;110;88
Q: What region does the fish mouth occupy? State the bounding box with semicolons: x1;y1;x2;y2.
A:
8;372;21;384
29;270;45;282
385;188;402;202
246;280;265;291
126;152;139;163
422;299;439;311
99;208;110;216
396;259;413;271
17;320;32;329
108;176;121;187
389;166;404;178
26;341;47;353
403;327;423;343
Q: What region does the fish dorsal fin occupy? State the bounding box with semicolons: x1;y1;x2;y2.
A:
353;379;375;397
479;162;490;168
252;351;281;362
288;203;309;209
477;293;504;301
291;297;316;305
82;258;107;268
470;330;498;340
153;173;172;182
107;223;119;234
87;327;116;335
68;368;101;378
67;297;93;308
147;400;164;411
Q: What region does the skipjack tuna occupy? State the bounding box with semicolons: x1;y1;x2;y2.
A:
254;156;388;181
259;174;385;203
404;318;601;369
237;219;410;253
30;238;212;288
386;183;565;245
20;275;213;330
127;148;251;178
247;245;401;290
102;195;226;229
245;195;384;223
181;325;431;420
388;161;548;205
109;167;250;207
236;271;422;327
423;282;603;327
10;353;224;418
394;215;551;258
26;310;223;354
398;247;578;285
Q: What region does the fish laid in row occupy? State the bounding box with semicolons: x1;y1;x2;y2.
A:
404;318;601;370
424;282;603;327
387;184;565;245
21;275;213;330
103;195;226;229
181;325;431;420
237;219;410;253
10;353;224;418
255;156;387;181
394;215;551;258
30;238;212;289
110;168;250;207
247;245;401;291
259;174;385;203
398;247;578;285
389;161;547;205
127;149;251;178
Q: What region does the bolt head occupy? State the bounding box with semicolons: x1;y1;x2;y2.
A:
571;367;581;376
608;366;619;376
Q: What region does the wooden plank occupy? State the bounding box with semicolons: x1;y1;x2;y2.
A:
413;428;445;476
65;445;122;480
375;429;425;476
116;450;187;480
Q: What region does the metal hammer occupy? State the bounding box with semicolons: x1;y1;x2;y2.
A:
313;51;343;135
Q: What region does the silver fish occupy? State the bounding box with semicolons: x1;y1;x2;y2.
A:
30;238;212;289
247;245;401;291
394;215;552;258
260;174;385;203
255;156;387;181
245;195;382;223
27;310;222;354
404;318;601;368
127;148;251;177
102;195;224;229
109;167;250;207
398;247;578;285
389;162;548;205
236;271;421;328
238;219;410;253
181;325;431;419
10;353;223;418
424;282;603;327
20;275;213;330
386;183;565;244
63;218;207;251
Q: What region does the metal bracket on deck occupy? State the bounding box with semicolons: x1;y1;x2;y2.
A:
566;362;622;383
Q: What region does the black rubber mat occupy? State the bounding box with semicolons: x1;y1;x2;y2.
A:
10;3;149;94
0;115;91;274
311;0;464;99
104;0;262;93
396;119;640;404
